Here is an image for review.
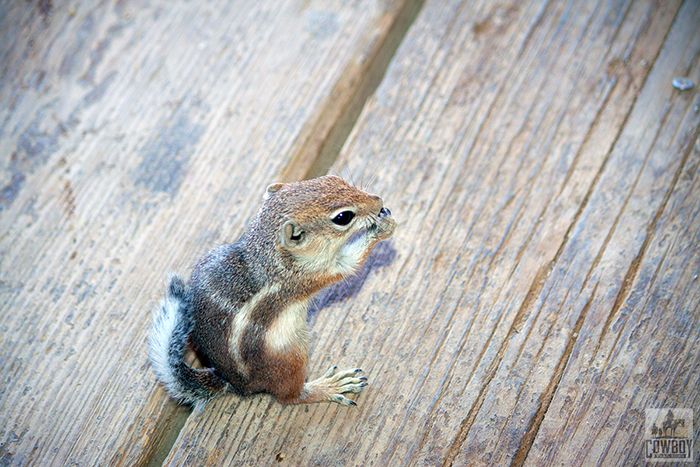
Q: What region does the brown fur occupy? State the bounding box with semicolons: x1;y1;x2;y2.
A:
151;176;395;407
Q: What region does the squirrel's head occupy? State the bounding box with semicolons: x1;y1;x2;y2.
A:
258;175;395;282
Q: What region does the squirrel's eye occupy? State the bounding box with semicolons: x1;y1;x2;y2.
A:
332;210;355;226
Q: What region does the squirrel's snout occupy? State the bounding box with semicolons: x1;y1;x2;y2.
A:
374;206;396;240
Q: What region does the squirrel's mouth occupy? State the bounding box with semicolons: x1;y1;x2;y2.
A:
368;207;396;240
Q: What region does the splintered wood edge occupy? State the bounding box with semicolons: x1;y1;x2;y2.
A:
280;0;425;182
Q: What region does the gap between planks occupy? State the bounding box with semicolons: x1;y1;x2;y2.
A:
143;2;426;466
281;0;426;182
508;1;693;462
509;3;694;465
439;0;691;465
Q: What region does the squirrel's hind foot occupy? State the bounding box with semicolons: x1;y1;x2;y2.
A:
296;366;367;406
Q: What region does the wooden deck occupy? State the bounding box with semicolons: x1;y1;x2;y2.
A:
1;0;698;465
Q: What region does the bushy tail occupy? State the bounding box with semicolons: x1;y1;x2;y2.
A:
149;275;227;408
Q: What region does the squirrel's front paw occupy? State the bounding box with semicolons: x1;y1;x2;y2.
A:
308;366;368;406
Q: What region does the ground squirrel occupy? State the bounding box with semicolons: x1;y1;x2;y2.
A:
149;175;396;409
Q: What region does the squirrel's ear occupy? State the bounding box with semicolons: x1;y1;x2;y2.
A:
264;183;284;199
281;220;305;246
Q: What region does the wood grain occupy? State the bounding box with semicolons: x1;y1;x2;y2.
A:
340;0;693;466
2;0;695;465
0;1;415;465
521;1;700;465
164;0;693;466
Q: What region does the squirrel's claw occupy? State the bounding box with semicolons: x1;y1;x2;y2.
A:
303;366;368;405
330;394;357;406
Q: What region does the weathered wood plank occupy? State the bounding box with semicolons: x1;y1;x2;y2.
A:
451;2;700;465
163;0;686;465
0;1;416;465
520;1;700;464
